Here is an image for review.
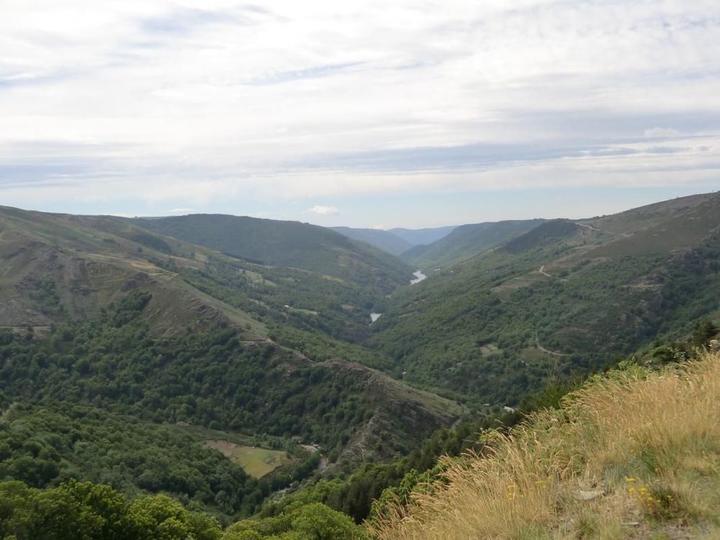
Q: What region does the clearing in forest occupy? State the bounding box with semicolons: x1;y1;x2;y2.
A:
204;440;293;478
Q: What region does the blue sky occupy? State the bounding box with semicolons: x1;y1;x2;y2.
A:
1;1;719;228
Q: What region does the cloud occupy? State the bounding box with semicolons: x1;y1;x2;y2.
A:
0;0;719;217
308;205;339;216
644;127;682;138
138;7;241;36
247;62;366;86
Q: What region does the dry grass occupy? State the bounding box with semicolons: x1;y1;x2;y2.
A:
203;440;293;478
370;352;720;539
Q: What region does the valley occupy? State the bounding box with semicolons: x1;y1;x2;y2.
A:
369;193;720;407
4;2;719;536
0;192;719;537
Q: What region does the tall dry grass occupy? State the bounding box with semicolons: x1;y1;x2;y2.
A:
369;352;720;539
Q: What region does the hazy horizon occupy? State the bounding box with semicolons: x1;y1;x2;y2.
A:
3;187;717;231
2;1;719;227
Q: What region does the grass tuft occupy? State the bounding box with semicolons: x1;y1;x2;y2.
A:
369;352;720;539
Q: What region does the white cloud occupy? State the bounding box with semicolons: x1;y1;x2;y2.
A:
0;0;719;214
644;127;682;138
308;205;339;216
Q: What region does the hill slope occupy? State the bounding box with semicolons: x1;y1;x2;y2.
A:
136;215;412;292
0;205;463;501
372;351;720;539
389;226;456;247
0;296;462;473
403;219;545;269
0;206;264;338
0;205;411;348
331;227;412;256
371;192;720;405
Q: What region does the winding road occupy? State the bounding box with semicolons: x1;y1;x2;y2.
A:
535;333;571;357
538;265;552;278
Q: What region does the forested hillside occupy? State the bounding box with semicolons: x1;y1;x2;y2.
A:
331;227;412;256
0;206;263;337
371;192;720;406
388;226;456;247
0;205;460;526
0;205;397;353
0;289;460;504
135;215;412;292
402;219;545;269
1;192;720;538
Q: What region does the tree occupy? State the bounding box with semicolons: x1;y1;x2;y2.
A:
290;503;365;540
0;481;222;540
692;319;718;348
222;503;364;539
127;494;221;540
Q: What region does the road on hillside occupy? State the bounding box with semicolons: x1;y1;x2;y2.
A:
535;333;571;357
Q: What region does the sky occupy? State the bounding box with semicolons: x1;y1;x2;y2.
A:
1;0;719;228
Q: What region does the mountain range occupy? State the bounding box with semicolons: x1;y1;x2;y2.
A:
1;191;719;535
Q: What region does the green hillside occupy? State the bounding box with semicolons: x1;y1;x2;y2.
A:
0;206;267;339
0;205;401;350
388;226;456;247
136;215;412;293
371;192;720;406
2;193;720;538
372;350;720;539
331;227;412;256
0;289;460;516
402;219;545;269
0;403;266;517
0;205;462;521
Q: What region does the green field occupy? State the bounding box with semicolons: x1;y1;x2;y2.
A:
204;440;293;478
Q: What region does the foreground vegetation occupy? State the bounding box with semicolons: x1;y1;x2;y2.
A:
3;334;715;539
0;480;363;540
0;403;263;518
371;350;720;539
